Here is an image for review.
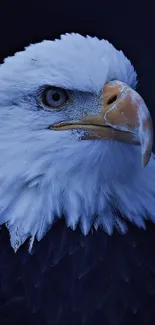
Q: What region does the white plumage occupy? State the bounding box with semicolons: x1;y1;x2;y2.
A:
0;33;154;252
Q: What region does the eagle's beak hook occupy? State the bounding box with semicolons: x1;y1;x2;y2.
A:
101;81;153;167
81;81;154;167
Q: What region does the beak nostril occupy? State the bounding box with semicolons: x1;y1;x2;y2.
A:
107;95;118;105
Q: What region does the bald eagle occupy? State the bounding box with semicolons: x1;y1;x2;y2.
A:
0;34;155;324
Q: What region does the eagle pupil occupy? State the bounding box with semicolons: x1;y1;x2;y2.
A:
52;92;60;101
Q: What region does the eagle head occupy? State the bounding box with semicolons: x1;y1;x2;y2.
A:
0;33;154;251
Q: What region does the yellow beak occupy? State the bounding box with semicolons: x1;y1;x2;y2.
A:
51;81;153;167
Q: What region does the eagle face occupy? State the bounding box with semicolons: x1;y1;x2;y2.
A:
0;33;154;251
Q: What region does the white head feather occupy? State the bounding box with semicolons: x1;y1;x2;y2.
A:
0;33;154;252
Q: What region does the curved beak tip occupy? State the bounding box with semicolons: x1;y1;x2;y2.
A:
143;151;151;167
102;81;153;167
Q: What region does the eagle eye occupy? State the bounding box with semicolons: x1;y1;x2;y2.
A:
41;86;69;108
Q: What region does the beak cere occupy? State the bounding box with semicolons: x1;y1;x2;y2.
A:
51;80;153;167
